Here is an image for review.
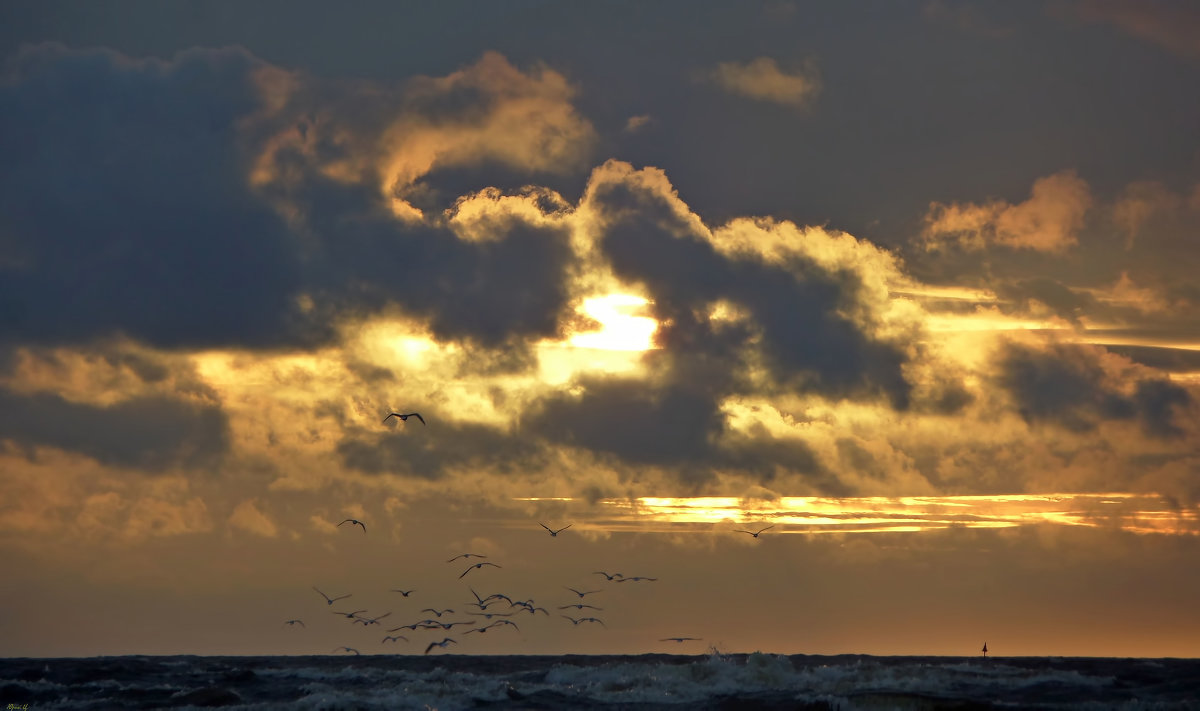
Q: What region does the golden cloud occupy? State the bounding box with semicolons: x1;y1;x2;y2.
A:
922;170;1093;252
710;56;822;108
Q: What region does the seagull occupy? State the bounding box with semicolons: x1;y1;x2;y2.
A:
314;587;352;606
593;571;624;581
333;609;367;620
467;620;520;634
284;619;305;627
447;553;487;563
562;615;606;627
558;603;602;611
618;576;658;583
390;589;415;597
422;608;455;617
354;612;392;626
339;518;367;533
387;622;426;632
382;635;408;644
424;637;457;655
539;522;572;537
516;605;550;616
470;611;514;619
384;412;426;425
333;646;360;655
436;620;477;630
564;586;602;599
734;524;775;538
459;562;502;579
660;637;701;643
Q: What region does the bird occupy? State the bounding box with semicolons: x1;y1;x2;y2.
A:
284;619;305;627
424;637;457;655
422;608;455;617
734;524;775;538
660;637;701;643
539;522;572;537
482;620;521;633
618;576;658;583
355;612;392;626
564;586;602;598
384;412;426;425
447;553;487;563
387;622;426;632
333;646;360;655
593;571;624;581
313;587;352;605
390;589;415;597
382;635;408;644
459;562;501;579
469;611;514;619
333;609;367;620
339;518;367;533
562;615;606;627
557;603;602;611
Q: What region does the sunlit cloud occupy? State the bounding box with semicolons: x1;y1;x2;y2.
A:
709;56;822;109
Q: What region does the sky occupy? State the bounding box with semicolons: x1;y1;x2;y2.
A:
1;0;1199;659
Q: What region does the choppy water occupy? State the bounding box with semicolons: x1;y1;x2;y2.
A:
2;652;1198;710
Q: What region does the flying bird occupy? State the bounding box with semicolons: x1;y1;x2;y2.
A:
618;576;658;583
384;412;426;425
382;635;408;644
447;553;487;563
459;562;502;579
333;609;367;620
660;637;702;643
424;638;456;653
339;518;367;533
284;619;305;627
558;603;602;611
539;522;572;537
333;646;360;655
313;587;351;605
734;524;775;538
564;586;602;599
469;610;514;619
593;571;624;581
422;608;455;617
562;615;606;627
355;612;392;626
390;589;415;597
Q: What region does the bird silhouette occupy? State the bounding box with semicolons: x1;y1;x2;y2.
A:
313;587;351;605
618;576;658;583
424;637;457;654
661;637;701;643
333;646;360;655
284;619;305;627
390;589;415;597
539;522;572;537
734;524;774;538
562;615;606;627
564;586;602;598
338;518;367;533
384;412;425;425
333;609;367;620
447;553;487;563
459;562;501;579
593;571;624;581
422;608;455;617
558;603;602;611
382;635;408;644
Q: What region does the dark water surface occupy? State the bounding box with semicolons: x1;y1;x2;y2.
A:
2;653;1198;709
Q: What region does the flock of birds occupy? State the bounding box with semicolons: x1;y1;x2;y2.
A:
283;411;781;655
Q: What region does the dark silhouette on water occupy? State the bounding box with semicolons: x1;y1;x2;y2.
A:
983;642;988;657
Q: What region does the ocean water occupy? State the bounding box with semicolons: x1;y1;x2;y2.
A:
2;652;1197;710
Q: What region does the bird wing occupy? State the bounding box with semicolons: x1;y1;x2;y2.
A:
556;524;573;533
539;522;552;532
383;413;398;422
412;413;425;425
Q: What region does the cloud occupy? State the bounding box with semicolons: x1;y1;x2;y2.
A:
996;340;1192;438
921;170;1093;252
228;499;279;538
1068;0;1200;59
709;56;822;109
0;386;229;470
0;43;320;350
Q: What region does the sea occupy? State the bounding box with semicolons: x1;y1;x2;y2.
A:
2;652;1198;710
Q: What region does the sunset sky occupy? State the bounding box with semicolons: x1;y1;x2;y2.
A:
2;0;1199;659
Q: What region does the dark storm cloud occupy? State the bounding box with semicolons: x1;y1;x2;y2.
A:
0;44;584;353
997;341;1192;437
337;420;543;479
0;43;323;350
0;387;229;470
588;169;912;408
